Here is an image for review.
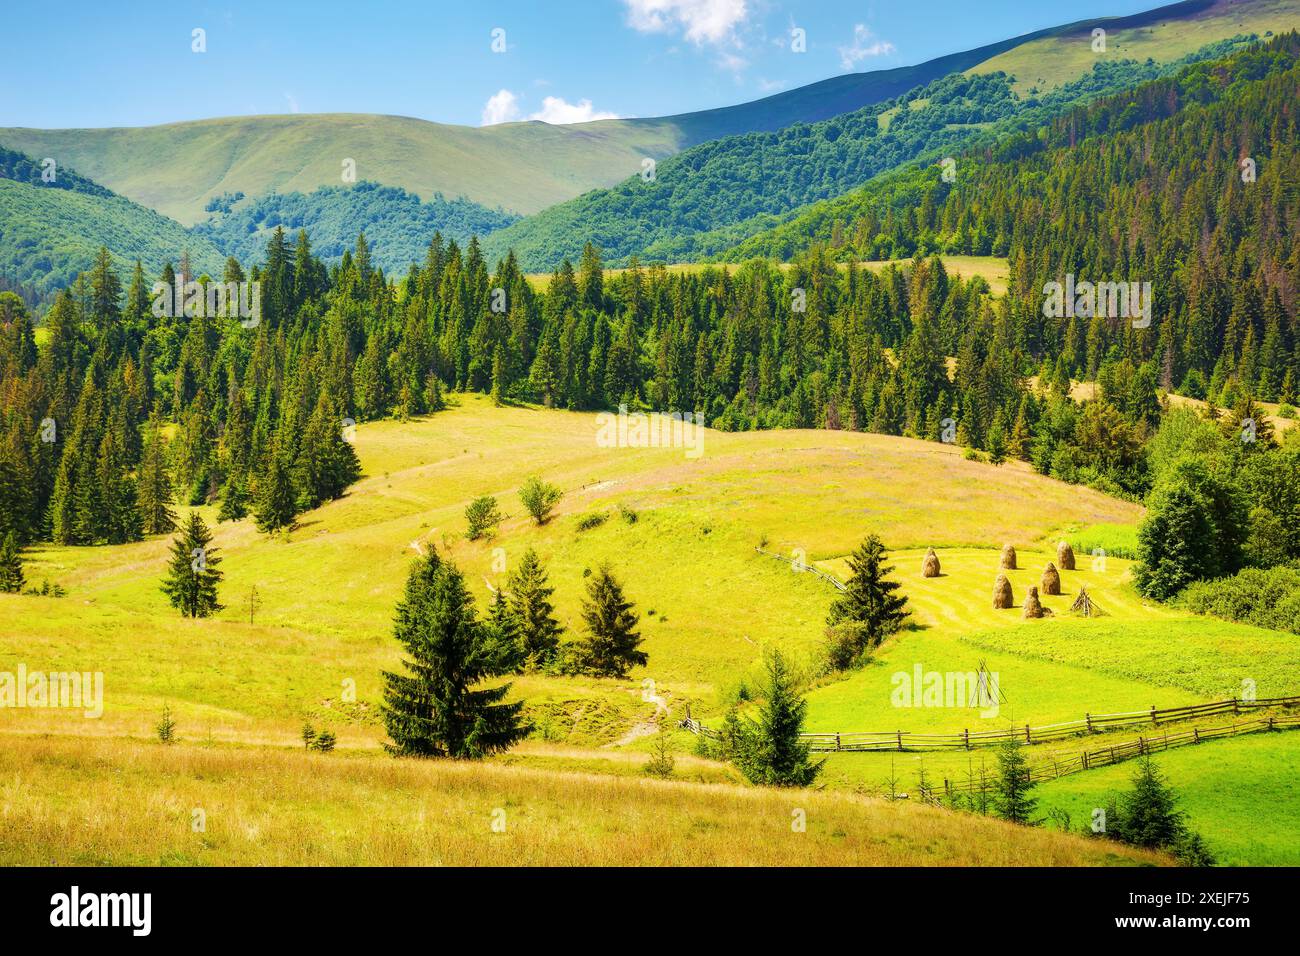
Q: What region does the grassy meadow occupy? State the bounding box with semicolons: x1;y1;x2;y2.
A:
3;394;1297;864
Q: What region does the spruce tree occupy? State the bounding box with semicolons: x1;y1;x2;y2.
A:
217;475;248;522
1107;756;1187;850
575;564;646;677
0;531;24;593
160;512;223;617
827;534;909;643
381;550;527;758
136;421;176;535
484;588;525;673
735;649;823;787
991;735;1038;825
254;454;298;533
506;547;563;666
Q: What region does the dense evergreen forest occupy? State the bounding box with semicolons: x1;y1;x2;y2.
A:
725;35;1300;423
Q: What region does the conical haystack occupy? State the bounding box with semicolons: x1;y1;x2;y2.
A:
1057;540;1076;571
1000;544;1017;570
1041;562;1061;595
993;573;1014;609
1023;586;1051;619
922;548;941;578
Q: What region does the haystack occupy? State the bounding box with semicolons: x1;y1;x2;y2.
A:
922;548;941;578
1023;586;1051;619
1057;540;1076;571
1041;562;1061;595
993;573;1014;609
1000;544;1017;570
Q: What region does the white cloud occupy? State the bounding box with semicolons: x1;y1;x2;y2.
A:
483;90;621;127
529;96;621;125
624;0;748;46
481;89;522;126
838;24;896;71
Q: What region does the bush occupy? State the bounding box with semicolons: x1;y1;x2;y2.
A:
519;476;563;524
618;504;639;524
464;495;504;540
575;511;608;531
1180;567;1300;634
820;621;877;673
1277;404;1296;420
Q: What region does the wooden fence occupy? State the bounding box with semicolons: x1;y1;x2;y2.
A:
753;547;846;592
681;694;1300;753
937;712;1300;796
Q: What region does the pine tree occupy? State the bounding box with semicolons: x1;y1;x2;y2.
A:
0;531;25;593
484;588;525;673
574;564;646;677
734;649;823;787
506;547;563;667
136;421;176;535
254;453;297;534
160;511;224;617
1106;756;1184;849
217;475;248;522
827;534;909;642
381;550;527;758
992;735;1037;824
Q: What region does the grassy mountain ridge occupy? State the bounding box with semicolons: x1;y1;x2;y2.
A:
2;0;1276;233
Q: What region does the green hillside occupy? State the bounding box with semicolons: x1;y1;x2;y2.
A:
483;35;1255;271
193;181;518;275
0;177;223;301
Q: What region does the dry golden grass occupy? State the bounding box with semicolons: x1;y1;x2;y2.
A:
0;735;1164;867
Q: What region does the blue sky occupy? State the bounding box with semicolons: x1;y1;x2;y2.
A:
3;0;1165;129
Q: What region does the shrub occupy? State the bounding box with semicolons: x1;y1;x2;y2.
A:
575;511;608;532
519;475;563;524
820;621;876;673
1180;567;1300;634
464;495;503;540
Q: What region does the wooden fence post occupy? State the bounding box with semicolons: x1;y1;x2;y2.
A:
1150;705;1157;724
835;733;841;752
896;730;903;752
1193;727;1199;743
1085;713;1092;733
1025;724;1031;744
963;728;970;750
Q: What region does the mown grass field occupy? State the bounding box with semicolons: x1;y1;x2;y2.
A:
2;395;1296;864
